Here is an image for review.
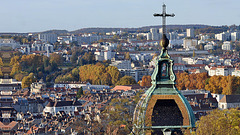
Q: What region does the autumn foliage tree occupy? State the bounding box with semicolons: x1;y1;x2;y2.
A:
49;53;64;66
194;109;240;135
205;75;240;95
0;57;4;67
10;62;22;76
175;72;190;90
9;54;60;81
176;72;240;95
10;56;20;66
140;75;152;87
175;72;209;90
78;64;120;85
101;98;135;134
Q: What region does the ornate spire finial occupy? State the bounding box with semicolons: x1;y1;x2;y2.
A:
154;4;175;36
154;4;175;57
160;34;169;50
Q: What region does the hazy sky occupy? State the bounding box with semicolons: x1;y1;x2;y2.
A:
1;0;239;33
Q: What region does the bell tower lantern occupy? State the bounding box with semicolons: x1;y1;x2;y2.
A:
133;4;195;135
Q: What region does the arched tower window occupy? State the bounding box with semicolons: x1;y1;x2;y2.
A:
159;60;170;80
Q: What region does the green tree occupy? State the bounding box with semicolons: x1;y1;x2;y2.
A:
14;72;28;81
76;87;83;99
81;52;95;65
22;76;32;88
116;76;137;85
49;53;64;66
107;66;120;85
70;51;78;64
102;98;135;134
71;68;79;81
21;73;36;88
55;73;75;83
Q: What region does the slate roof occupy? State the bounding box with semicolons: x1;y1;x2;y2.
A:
219;95;240;103
46;100;82;107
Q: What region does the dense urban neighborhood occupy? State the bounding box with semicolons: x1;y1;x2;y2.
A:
0;25;240;134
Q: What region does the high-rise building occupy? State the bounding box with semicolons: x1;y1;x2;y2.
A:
38;33;57;44
215;32;231;41
231;32;239;41
186;28;194;38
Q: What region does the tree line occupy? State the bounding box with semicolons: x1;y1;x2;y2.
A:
139;72;240;95
9;53;63;88
55;63;136;86
176;72;240;95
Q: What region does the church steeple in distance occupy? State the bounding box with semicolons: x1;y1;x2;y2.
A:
132;4;195;135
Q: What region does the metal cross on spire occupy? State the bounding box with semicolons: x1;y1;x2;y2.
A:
154;4;175;35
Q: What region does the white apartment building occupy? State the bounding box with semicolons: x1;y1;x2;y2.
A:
182;57;203;65
183;39;198;50
31;41;54;53
200;35;210;41
94;50;116;61
54;82;90;89
129;53;152;61
186;28;194;38
215;32;230;41
31;81;46;94
204;44;213;50
110;60;132;70
231;32;239;41
57;35;77;44
207;66;234;76
222;41;232;50
169;39;183;48
43;100;82;115
147;28;161;41
38;33;57;44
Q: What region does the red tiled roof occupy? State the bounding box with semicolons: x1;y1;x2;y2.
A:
112;86;132;91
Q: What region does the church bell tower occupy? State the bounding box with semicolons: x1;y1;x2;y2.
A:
133;4;195;135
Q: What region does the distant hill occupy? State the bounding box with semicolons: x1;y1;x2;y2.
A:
40;30;69;35
0;24;222;35
70;24;210;34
